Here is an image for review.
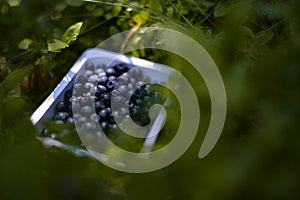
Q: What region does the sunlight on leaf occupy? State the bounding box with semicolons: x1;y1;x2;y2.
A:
240;26;254;38
133;10;149;24
18;38;33;50
62;22;83;45
47;39;69;53
7;0;22;7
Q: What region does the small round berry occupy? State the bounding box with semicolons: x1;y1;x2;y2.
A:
83;83;94;93
114;62;128;74
99;109;108;120
105;68;116;77
84;62;94;71
84;70;94;77
54;120;64;125
112;95;125;106
64;89;73;102
100;93;111;106
88;75;99;85
77;75;87;84
118;73;130;83
80;106;93;117
77;117;88;125
55;101;67;112
152;92;162;103
109;124;118;133
95;101;106;112
108;76;117;81
117;85;128;94
54;112;69;121
95;85;107;97
100;121;109;130
66;117;74;125
132;68;143;79
81;122;97;132
71;102;81;113
98;76;107;86
90;113;100;122
106;80;116;90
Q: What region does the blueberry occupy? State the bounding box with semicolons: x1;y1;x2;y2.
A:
95;101;106;112
96;85;107;97
73;113;81;120
66;117;74;125
143;95;151;103
90;113;100;122
105;68;116;77
84;70;94;77
80;106;93;117
112;96;125;107
80;96;93;106
112;110;120;119
117;85;128;94
109;124;118;133
132;68;143;79
54;112;69;121
88;75;99;85
94;67;105;75
134;98;143;105
77;117;88;126
55;120;64;125
55;101;67;112
99;109;108;120
98;76;107;86
83;83;94;93
126;100;134;108
100;93;111;106
114;62;128;74
108;76;117;81
130;107;139;117
138;114;150;126
136;81;145;88
77;75;87;84
84;62;94;71
71;102;81;113
81;122;97;132
108;113;115;124
152;92;162;103
119;107;127;116
106;80;116;90
100;121;109;130
118;73;130;83
64;89;73;102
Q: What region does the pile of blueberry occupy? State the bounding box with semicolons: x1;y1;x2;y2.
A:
41;61;164;144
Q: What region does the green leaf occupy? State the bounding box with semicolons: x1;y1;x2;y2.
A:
240;26;254;38
149;0;161;12
255;31;274;46
91;7;104;17
48;39;69;53
0;67;33;94
62;22;83;45
18;38;33;50
133;10;149;24
65;0;85;7
213;1;231;18
7;0;22;7
112;5;122;16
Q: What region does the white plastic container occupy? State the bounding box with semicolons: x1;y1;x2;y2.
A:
30;48;172;156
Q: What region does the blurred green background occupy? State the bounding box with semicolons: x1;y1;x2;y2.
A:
0;0;299;199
